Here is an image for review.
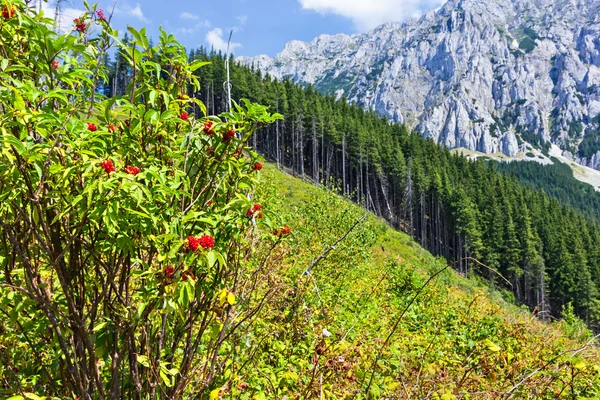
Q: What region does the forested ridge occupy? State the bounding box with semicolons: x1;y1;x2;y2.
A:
102;45;600;328
495;158;600;221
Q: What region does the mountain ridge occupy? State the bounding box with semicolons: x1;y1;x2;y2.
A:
239;0;600;170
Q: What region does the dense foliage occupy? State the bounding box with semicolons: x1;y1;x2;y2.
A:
241;166;600;398
495;158;600;221
0;3;281;398
107;48;600;330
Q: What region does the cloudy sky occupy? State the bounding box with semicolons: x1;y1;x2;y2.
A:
52;0;445;56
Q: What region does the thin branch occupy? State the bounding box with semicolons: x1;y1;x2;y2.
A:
503;333;600;398
301;214;367;279
364;264;450;394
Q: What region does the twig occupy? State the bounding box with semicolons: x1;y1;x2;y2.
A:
503;333;600;398
364;264;450;394
300;214;367;279
458;257;512;287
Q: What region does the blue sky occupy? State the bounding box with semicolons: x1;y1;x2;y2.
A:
54;0;446;57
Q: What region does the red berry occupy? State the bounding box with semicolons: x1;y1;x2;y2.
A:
198;235;214;250
203;122;214;135
222;129;235;143
74;18;87;33
52;60;59;69
180;112;189;121
2;6;15;19
124;166;140;175
96;9;106;21
99;160;115;174
165;266;175;278
108;124;116;133
186;236;200;252
252;163;263;171
87;122;97;132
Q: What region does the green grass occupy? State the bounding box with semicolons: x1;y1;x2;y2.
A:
216;164;600;399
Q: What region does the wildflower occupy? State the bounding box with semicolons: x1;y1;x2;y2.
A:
186;236;200;252
180;111;189;121
96;9;106;21
99;160;115;174
252;162;263;171
222;129;236;143
198;235;215;250
165;265;175;278
2;6;15;19
52;60;59;69
124;166;140;175
203;121;214;135
87;122;97;132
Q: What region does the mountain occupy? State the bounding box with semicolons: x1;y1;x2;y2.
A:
239;0;600;169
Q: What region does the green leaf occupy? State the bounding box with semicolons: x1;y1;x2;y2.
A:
137;354;150;367
483;339;501;352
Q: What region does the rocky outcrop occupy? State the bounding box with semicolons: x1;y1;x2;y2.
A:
239;0;600;167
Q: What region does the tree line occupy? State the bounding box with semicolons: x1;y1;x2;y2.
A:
102;45;600;328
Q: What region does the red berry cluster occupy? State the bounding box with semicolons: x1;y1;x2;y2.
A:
222;129;235;143
252;163;263;171
96;9;106;21
246;204;263;218
181;269;194;281
73;18;87;33
87;122;97;132
124;166;140;175
186;235;215;251
273;225;291;237
2;6;15;19
198;235;215;249
164;265;175;278
99;160;115;174
180;112;189;121
203;122;214;135
186;236;200;251
52;60;59;69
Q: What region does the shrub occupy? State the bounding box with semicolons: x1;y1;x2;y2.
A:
0;2;282;398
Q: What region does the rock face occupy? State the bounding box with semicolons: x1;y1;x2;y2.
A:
238;0;600;165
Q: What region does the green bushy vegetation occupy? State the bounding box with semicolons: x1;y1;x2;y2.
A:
165;48;600;330
212;165;600;398
3;2;600;398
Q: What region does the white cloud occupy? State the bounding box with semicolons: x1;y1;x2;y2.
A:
115;3;149;23
205;28;242;53
298;0;445;30
236;15;248;25
176;20;211;36
180;11;200;20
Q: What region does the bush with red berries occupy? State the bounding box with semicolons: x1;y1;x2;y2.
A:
0;2;283;397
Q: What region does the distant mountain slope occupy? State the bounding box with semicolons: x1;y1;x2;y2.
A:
239;0;600;169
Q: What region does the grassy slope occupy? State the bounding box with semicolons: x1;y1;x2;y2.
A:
223;165;600;399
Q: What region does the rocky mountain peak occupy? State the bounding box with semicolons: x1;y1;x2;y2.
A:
239;0;600;169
